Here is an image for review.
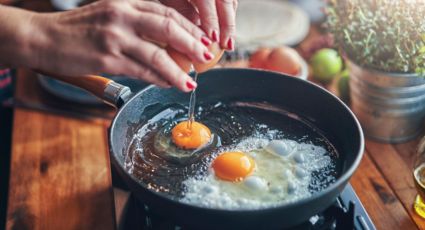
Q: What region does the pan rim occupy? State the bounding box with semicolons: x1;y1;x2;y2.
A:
109;68;365;213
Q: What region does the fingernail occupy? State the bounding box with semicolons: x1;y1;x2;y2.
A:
201;36;211;46
227;37;234;51
204;51;214;61
211;30;219;42
186;80;197;90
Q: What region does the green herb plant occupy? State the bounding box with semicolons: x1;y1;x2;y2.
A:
326;0;425;74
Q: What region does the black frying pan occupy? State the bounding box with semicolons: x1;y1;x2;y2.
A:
45;68;364;229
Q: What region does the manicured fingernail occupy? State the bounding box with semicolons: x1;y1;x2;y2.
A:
186;80;197;90
201;36;211;46
204;51;214;61
227;37;234;51
211;30;219;42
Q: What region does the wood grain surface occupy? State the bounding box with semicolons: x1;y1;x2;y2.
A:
351;152;418;229
6;109;114;230
8;71;425;230
366;140;425;229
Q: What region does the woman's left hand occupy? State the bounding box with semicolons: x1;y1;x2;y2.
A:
160;0;238;51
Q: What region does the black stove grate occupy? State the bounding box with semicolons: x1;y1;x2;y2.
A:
116;184;375;230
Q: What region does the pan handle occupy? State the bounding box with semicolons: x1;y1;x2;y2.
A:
37;70;132;108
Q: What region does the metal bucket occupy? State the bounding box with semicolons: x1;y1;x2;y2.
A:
348;60;425;143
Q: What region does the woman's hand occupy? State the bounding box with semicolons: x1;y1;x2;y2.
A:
160;0;238;51
15;0;216;92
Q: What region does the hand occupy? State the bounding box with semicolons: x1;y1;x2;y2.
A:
160;0;238;51
28;0;215;92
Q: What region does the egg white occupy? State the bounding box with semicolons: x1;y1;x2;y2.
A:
180;137;334;210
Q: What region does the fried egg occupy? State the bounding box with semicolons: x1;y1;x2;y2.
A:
212;152;256;182
171;121;212;149
180;138;333;210
154;120;217;164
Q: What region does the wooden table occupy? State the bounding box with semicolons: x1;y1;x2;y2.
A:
5;69;425;230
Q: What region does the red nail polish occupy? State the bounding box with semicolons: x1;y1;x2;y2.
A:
227;37;234;50
201;36;211;46
186;80;197;90
212;30;219;42
204;51;214;61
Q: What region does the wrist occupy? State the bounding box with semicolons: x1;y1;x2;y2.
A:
16;12;51;70
0;5;51;69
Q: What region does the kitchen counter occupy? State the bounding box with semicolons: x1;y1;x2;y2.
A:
6;69;425;230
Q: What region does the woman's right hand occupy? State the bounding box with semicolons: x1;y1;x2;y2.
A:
28;0;214;92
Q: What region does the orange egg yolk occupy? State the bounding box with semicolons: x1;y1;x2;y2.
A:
171;121;212;149
212;152;256;182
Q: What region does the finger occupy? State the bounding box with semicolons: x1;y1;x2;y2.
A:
159;0;200;24
123;38;197;92
216;0;237;50
193;0;220;42
132;12;212;63
108;55;171;88
131;1;205;41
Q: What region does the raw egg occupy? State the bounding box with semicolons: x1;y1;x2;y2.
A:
212;152;255;182
266;46;302;76
171;121;212;149
249;47;272;69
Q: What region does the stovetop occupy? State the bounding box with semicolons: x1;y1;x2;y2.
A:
113;179;376;230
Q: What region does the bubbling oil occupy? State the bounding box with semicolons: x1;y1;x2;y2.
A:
125;102;340;202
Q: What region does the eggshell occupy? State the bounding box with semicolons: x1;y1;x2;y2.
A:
166;46;192;73
249;47;272;69
166;43;224;73
265;46;302;76
194;42;224;73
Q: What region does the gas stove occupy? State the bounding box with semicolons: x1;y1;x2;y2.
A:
113;175;375;230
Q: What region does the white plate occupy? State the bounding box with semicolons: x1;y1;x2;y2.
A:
236;0;310;51
50;0;83;10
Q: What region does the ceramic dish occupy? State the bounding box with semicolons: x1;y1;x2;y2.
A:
235;0;310;51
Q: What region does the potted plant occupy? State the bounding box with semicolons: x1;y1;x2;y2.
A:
326;0;425;143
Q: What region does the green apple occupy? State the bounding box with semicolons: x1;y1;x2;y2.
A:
338;69;350;102
311;48;343;83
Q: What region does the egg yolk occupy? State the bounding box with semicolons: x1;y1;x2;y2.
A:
212;152;256;182
171;121;212;149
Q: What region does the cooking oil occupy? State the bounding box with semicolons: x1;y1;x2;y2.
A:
414;163;425;218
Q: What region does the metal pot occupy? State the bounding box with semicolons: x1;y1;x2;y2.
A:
348;60;425;143
43;68;364;229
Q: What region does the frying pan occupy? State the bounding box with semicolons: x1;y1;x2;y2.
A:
44;68;364;229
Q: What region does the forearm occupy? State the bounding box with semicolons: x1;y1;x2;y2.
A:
0;0;210;91
0;5;43;69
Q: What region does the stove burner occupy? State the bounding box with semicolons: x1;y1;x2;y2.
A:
114;183;375;230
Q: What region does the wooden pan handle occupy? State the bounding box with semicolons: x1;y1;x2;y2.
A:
37;71;113;99
36;70;132;107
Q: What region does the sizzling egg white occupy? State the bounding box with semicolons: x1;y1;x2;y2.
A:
180;137;334;210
